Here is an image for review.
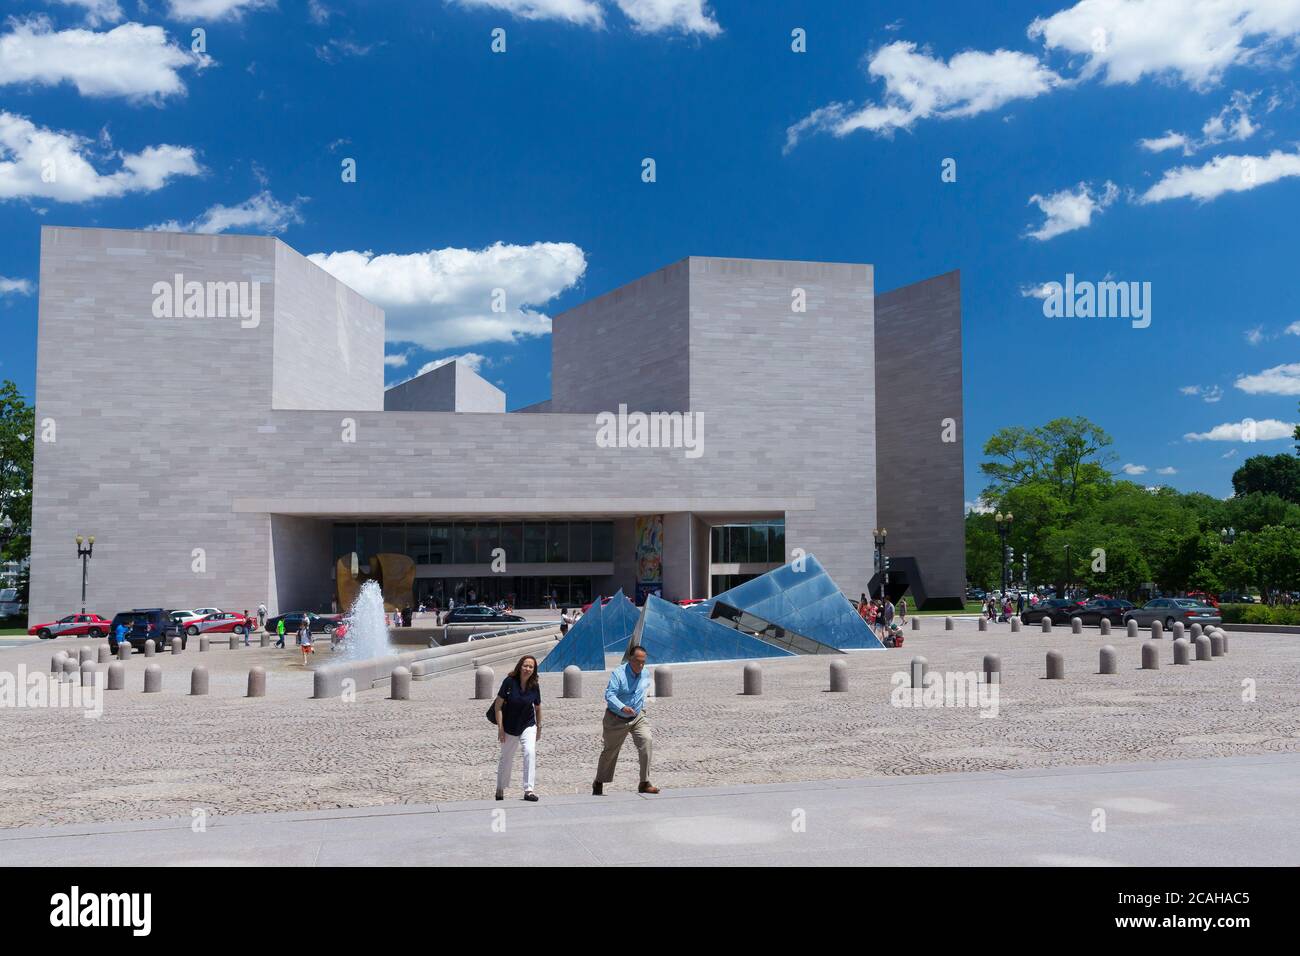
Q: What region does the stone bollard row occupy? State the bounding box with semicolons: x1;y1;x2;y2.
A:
144;663;162;692
910;617;920;631
828;659;848;692
978;617;987;632
1151;620;1163;640
260;632;270;647
200;636;209;652
107;661;125;690
61;658;76;682
80;661;97;687
1173;638;1191;665
389;666;408;701
98;643;111;664
474;665;495;700
248;666;267;698
982;653;1001;685
743;662;762;696
118;642;131;662
229;634;239;650
1126;619;1139;637
1099;645;1117;675
1071;617;1082;634
144;638;155;657
51;651;67;674
1141;641;1160;670
1099;618;1111;636
79;647;94;666
1045;650;1065;680
945;616;954;631
562;665;582;699
191;666;209;696
171;637;182;655
654;666;673;698
1195;635;1212;661
910;656;927;689
1191;623;1203;639
1172;622;1185;641
1210;633;1225;657
1041;618;1052;633
1010;616;1021;633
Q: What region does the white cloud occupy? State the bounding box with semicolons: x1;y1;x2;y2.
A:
612;0;720;35
0;18;207;101
1019;281;1054;299
1156;466;1178;475
148;190;305;235
1178;384;1224;402
1286;320;1300;335
965;499;995;515
314;38;381;63
0;277;34;296
45;0;124;26
1025;180;1119;240
785;41;1061;148
307;0;330;23
1222;448;1238;458
390;352;491;387
165;0;276;20
0;111;200;203
1234;362;1300;395
1245;325;1266;345
307;241;587;350
1028;0;1300;90
1179;385;1200;395
1138;149;1300;203
1184;418;1296;440
1140;90;1260;154
447;0;606;27
384;352;410;368
1122;463;1149;475
1139;131;1191;153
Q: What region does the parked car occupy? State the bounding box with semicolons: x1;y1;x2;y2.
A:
28;613;114;639
0;587;24;618
1073;599;1137;627
1018;598;1084;626
108;608;185;652
184;611;255;636
1124;598;1222;629
1186;591;1220;608
444;605;525;625
263;612;340;636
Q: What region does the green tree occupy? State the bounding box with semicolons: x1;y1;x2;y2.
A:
964;512;1000;590
980;417;1116;508
0;380;35;566
1231;454;1300;504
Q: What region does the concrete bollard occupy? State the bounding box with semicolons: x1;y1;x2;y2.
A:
143;638;155;657
1099;645;1117;674
61;657;77;682
118;642;131;661
474;665;495;700
200;636;209;652
1220;631;1229;654
1173;638;1191;665
79;661;97;687
1151;620;1163;640
247;666;267;698
107;661;125;690
944;616;954;631
260;632;270;647
911;617;920;631
1210;633;1225;657
171;637;182;655
1141;641;1160;670
654;666;673;697
1190;623;1203;639
1041;617;1052;633
1172;622;1185;641
562;665;582;699
910;655;928;689
1127;619;1139;638
1195;635;1212;661
1099;618;1110;636
97;643;111;664
978;617;987;632
743;661;762;695
144;663;162;692
1045;650;1065;679
191;666;209;696
390;666;410;700
1010;616;1021;632
79;647;94;666
828;659;848;692
51;651;67;673
982;653;1001;685
229;634;239;650
1071;617;1082;634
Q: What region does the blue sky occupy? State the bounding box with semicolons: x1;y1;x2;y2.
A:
2;0;1299;508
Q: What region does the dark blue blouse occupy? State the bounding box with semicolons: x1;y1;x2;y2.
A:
497;676;541;736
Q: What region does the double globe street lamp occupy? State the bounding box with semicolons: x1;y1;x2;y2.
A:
76;534;94;614
995;511;1014;595
872;528;888;600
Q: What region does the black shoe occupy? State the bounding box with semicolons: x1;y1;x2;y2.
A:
524;792;538;802
638;781;660;794
592;781;603;796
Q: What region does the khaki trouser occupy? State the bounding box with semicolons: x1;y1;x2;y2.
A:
596;709;652;784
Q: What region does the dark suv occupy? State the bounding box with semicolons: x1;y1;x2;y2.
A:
263;612;340;636
445;606;524;625
108;608;185;652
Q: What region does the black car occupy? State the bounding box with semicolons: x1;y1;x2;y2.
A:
108;608;185;652
264;612;341;636
444;606;525;625
1074;599;1137;626
1018;599;1084;625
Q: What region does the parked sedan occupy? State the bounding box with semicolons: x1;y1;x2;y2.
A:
263;612;341;635
1124;598;1222;629
1073;599;1137;627
444;605;525;625
185;611;255;636
1018;599;1084;626
29;613;114;639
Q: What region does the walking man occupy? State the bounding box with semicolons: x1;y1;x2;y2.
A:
275;617;286;648
593;645;658;795
257;603;267;631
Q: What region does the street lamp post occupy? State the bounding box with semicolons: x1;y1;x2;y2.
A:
872;528;888;600
995;512;1013;595
1062;543;1072;599
76;534;94;614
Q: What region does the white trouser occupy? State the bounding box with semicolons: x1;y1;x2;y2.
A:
496;725;536;792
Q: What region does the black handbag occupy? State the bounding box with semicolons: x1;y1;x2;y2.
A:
486;679;505;725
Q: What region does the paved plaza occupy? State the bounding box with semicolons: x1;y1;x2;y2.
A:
0;619;1297;833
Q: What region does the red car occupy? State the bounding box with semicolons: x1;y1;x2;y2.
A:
29;614;113;639
185;612;256;636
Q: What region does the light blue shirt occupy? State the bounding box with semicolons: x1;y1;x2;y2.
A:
605;661;650;716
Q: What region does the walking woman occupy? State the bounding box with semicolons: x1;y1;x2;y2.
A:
494;655;542;802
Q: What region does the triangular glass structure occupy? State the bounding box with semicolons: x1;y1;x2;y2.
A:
631;594;795;664
539;596;607;672
602;588;640;650
707;554;883;649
